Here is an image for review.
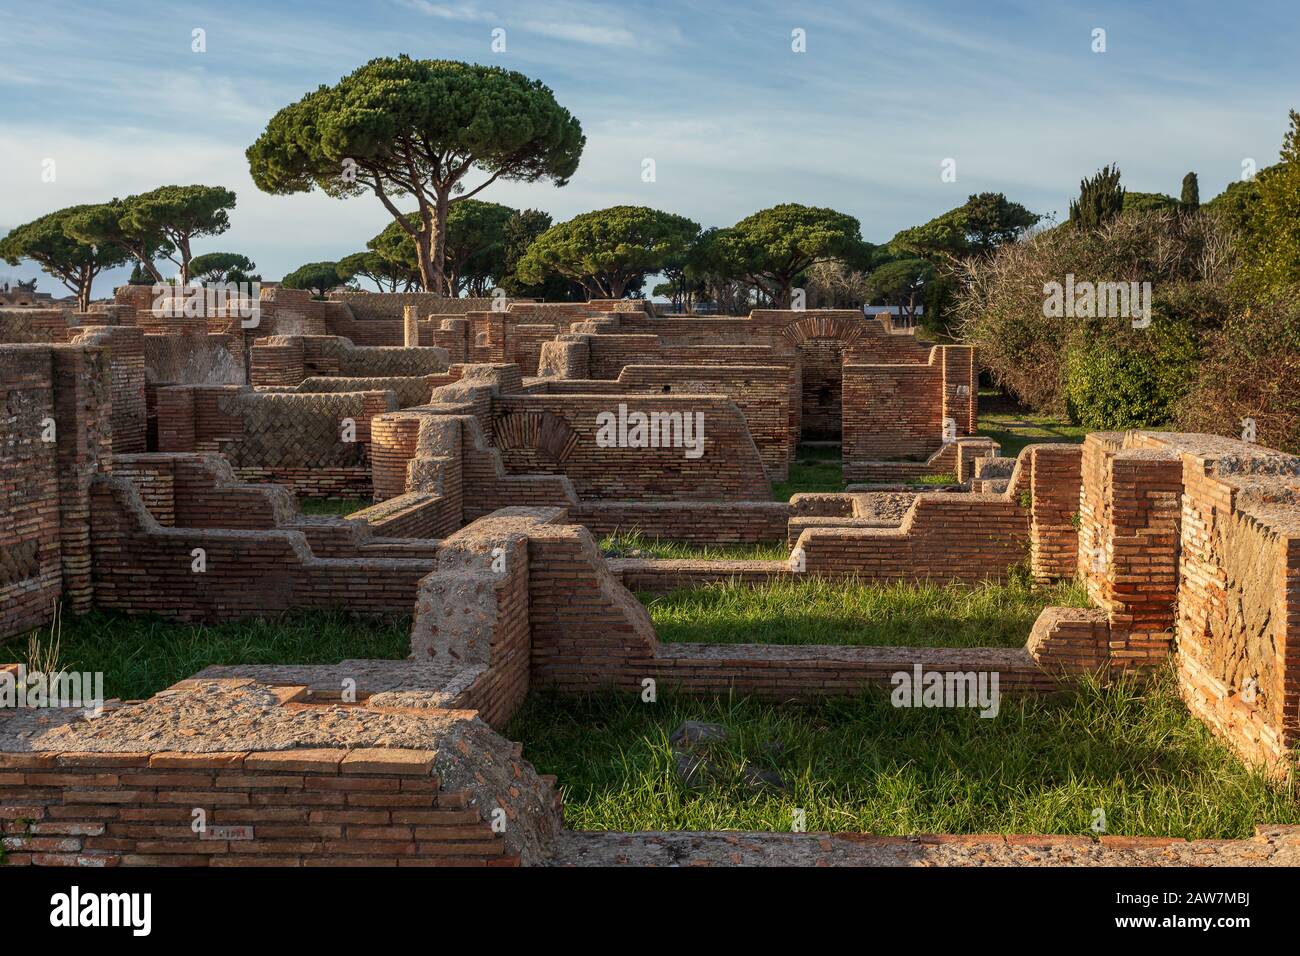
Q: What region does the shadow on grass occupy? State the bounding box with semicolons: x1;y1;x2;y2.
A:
13;608;409;701
507;671;1300;838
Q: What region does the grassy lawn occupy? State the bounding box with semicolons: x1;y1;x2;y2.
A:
8;609;409;701
643;577;1091;647
296;497;372;517
979;401;1087;460
507;670;1300;838
601;532;787;562
773;444;844;500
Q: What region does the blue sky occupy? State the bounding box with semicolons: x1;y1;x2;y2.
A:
1;0;1297;295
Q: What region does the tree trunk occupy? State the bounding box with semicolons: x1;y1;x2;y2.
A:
431;191;450;296
134;250;165;284
77;264;92;312
415;225;435;292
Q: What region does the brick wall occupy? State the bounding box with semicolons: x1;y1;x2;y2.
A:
1029;445;1083;583
492;393;770;501
89;475;432;621
841;345;976;464
791;493;1030;584
250;335;450;388
0;673;563;867
522;521;1073;699
540;365;794;482
155;384;399;497
1;348;64;640
570;501;791;545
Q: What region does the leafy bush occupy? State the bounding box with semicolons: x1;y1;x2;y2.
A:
1063;317;1200;429
1175;293;1300;454
957;209;1237;413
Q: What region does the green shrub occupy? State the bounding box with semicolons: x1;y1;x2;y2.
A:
1176;293;1300;454
958;209;1235;414
1063;318;1199;429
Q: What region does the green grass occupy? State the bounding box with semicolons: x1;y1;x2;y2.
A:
296;497;372;517
773;444;844;500
507;669;1300;838
908;472;958;486
10;609;409;701
642;577;1091;647
601;531;787;562
979;411;1087;460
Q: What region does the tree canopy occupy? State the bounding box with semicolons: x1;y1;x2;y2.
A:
516;205;700;299
338;250;416;292
863;257;934;323
0;205;129;310
246;55;585;293
891;192;1040;263
718;203;868;308
1235;109;1300;301
281;261;343;296
189;252;258;284
1069;164;1125;229
368;200;516;295
64;184;235;283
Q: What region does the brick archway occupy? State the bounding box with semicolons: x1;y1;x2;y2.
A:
780;314;867;348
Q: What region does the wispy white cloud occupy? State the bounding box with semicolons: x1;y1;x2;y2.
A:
399;0;662;50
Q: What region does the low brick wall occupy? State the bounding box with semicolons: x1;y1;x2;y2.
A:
541;364;795;482
250;335;450;388
571;501;791;545
155;384;398;498
89;475;432;622
0;669;563;867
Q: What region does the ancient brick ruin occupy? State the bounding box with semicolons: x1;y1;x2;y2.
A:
4;292;1300;867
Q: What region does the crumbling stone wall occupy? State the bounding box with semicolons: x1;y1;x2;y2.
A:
0;673;562;866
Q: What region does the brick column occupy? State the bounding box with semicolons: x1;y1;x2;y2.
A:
1028;444;1084;583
